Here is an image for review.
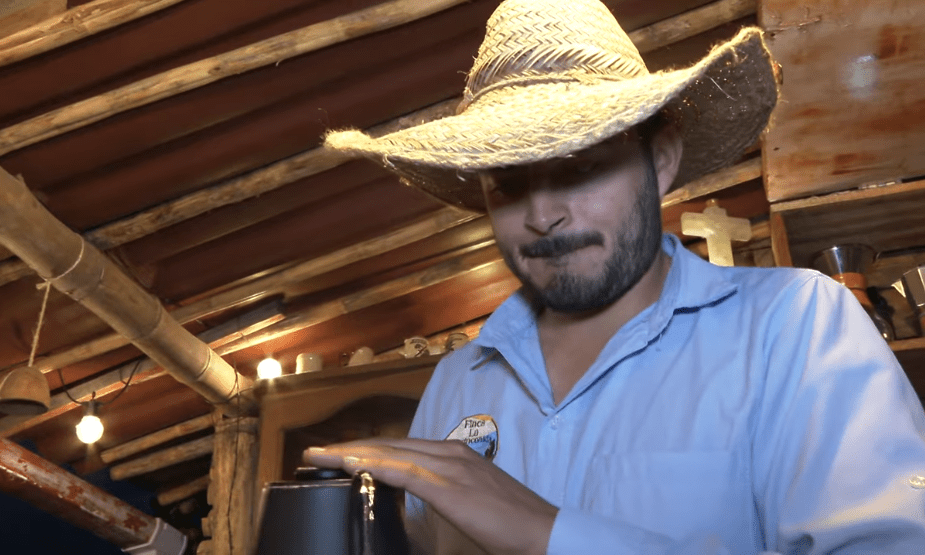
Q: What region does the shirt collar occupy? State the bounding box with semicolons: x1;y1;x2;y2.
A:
472;233;740;365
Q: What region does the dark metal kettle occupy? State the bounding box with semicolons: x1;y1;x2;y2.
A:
252;466;410;555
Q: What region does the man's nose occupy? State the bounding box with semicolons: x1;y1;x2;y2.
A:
524;185;568;235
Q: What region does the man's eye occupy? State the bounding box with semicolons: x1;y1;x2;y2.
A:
488;178;528;198
575;160;599;173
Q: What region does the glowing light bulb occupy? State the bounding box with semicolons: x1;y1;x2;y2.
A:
76;402;103;444
257;357;282;379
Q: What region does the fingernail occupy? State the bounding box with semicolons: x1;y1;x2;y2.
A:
307;446;326;454
343;456;361;466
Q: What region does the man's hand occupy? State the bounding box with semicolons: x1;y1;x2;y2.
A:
303;438;557;555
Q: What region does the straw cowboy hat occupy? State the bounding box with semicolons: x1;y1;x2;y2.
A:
325;0;779;212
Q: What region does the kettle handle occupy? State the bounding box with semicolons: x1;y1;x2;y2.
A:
349;471;377;555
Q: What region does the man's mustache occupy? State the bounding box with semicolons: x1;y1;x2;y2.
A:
520;232;604;258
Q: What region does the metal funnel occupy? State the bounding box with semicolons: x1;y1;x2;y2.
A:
810;244;876;276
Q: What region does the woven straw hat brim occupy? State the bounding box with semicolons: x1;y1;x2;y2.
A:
325;27;777;212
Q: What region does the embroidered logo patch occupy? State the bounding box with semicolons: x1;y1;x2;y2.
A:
445;414;499;460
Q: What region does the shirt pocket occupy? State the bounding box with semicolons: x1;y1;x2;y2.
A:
583;450;753;544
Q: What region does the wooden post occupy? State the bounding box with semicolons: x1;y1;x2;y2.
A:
202;415;259;555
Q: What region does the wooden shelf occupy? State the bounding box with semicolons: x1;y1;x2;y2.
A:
770;179;925;269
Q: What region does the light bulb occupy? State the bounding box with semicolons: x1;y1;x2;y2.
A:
257;357;282;379
76;402;103;444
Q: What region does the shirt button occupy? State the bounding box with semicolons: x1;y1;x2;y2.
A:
549;415;559;430
909;475;925;489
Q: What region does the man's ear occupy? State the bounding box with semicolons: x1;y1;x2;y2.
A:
651;125;683;199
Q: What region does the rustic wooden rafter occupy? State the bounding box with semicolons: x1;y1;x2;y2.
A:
0;0;191;68
0;0;755;157
0;98;460;287
0;0;469;156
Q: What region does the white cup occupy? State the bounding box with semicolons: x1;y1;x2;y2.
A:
347;346;374;366
402;336;429;358
445;332;470;351
295;352;323;373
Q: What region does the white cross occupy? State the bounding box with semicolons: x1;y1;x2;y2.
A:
680;199;752;267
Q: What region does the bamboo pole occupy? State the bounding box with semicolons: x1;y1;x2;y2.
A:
101;413;217;465
0;0;468;156
0;207;480;379
0;98;460;288
0;167;251;413
0;299;283;437
661;157;763;208
0;0;190;68
110;434;215;480
157;475;210;507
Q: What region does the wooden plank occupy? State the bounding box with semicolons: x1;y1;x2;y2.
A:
109;434;214;481
761;0;925;201
0;0;189;68
0;0;469;157
770;179;925;268
101;413;217;465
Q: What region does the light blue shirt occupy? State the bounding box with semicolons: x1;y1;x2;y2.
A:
406;234;925;554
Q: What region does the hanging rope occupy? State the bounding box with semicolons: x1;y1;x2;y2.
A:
28;280;52;368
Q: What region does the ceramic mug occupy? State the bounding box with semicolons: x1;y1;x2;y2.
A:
347;346;374;366
296;352;323;374
444;332;469;351
402;337;429;358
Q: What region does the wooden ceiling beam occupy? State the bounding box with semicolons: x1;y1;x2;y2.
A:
0;0;753;157
0;166;252;414
216;242;505;355
0;0;190;68
0;437;173;549
0;0;469;157
0;98;459;287
101;412;217;465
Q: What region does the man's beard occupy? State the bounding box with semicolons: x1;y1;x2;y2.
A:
500;159;663;314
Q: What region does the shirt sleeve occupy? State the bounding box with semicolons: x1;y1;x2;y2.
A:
753;273;925;552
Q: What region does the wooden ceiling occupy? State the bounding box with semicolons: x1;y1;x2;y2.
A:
0;0;922;535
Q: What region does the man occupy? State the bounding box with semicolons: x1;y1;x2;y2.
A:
306;0;925;553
